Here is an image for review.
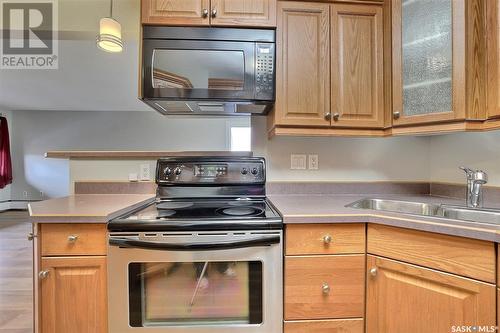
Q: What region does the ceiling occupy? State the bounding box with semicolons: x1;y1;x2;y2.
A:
0;0;152;111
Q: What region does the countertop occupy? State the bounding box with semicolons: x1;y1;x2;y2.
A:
28;192;500;242
269;194;500;242
29;194;154;223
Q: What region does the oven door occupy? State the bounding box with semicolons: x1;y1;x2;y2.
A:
108;230;282;333
143;39;257;101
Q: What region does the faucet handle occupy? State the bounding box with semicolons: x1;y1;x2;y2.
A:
472;170;488;183
459;166;474;178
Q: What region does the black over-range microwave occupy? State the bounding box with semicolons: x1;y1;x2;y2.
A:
141;27;276;116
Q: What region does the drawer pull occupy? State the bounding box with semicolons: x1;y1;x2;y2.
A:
68;235;79;243
323;235;332;244
322;282;330;295
39;270;50;279
370;267;378;277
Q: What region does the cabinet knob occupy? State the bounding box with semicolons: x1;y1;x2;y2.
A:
323;235;332;244
39;270;50;279
211;8;217;18
27;232;35;241
324;112;332;121
202;9;209;18
393;111;401;120
322;282;330;295
369;267;378;277
332;113;340;121
68;235;79;243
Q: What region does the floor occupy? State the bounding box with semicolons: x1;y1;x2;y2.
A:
0;211;33;333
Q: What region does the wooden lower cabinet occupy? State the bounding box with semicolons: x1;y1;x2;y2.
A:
285;255;365;320
40;256;107;333
366;255;496;333
285;319;364;333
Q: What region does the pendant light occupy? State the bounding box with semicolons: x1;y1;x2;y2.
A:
96;0;123;53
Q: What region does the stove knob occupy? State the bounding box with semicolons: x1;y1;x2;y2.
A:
164;167;172;176
241;168;248;175
174;167;182;176
251;168;259;175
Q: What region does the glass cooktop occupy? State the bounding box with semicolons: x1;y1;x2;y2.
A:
120;198;281;222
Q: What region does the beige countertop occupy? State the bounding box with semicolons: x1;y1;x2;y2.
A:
268;194;500;243
29;194;154;223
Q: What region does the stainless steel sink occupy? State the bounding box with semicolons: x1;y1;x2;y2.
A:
347;198;500;225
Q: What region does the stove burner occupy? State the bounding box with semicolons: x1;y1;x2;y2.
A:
157;209;176;218
157;202;194;210
216;206;265;217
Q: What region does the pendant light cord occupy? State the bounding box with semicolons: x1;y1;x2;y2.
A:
110;0;113;18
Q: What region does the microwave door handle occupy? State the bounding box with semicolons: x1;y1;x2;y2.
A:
109;235;280;251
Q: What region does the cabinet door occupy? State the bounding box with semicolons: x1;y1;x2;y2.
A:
331;4;384;128
210;0;276;27
392;0;465;126
142;0;210;26
487;0;500;119
275;2;331;127
366;255;496;333
40;257;107;333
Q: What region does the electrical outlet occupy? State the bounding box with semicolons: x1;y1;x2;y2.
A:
308;154;319;170
140;164;151;181
40;191;44;199
290;154;307;170
23;191;28;199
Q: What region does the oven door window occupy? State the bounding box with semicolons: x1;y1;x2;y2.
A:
128;261;263;327
152;49;245;91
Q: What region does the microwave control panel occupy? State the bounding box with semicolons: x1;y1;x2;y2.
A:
255;43;275;100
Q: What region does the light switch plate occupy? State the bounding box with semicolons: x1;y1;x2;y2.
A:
140;164;151;181
308;154;319;170
291;154;307;170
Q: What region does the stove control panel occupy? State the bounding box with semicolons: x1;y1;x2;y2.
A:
156;158;265;184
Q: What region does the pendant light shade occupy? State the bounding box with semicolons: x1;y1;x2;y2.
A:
97;0;123;53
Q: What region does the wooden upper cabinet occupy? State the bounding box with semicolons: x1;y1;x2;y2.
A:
487;0;500;119
331;4;384;128
142;0;210;26
366;255;496;333
210;0;276;27
40;257;107;333
274;1;331;127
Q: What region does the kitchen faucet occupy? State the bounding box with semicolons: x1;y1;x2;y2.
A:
459;167;488;208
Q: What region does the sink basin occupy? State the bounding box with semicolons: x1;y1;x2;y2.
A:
347;198;500;225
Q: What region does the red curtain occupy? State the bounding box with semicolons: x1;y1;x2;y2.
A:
0;116;12;189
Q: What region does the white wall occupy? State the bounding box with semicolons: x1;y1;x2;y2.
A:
9;110;250;199
429;131;500;186
252;117;431;182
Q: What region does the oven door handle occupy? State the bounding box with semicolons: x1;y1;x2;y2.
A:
109;235;281;251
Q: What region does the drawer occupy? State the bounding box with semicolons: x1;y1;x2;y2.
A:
40;223;107;256
285;255;365;320
367;224;495;283
286;224;365;255
284;319;364;333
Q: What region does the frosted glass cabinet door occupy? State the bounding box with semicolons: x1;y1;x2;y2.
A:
392;0;465;126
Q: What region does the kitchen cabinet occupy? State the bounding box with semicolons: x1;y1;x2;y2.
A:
391;0;489;133
269;1;386;136
284;223;366;328
273;1;331;127
141;0;210;26
141;0;276;27
35;223;108;333
487;0;500;119
39;257;107;333
366;255;496;333
330;3;384;128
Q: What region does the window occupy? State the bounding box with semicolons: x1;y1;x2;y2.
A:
230;127;251;151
